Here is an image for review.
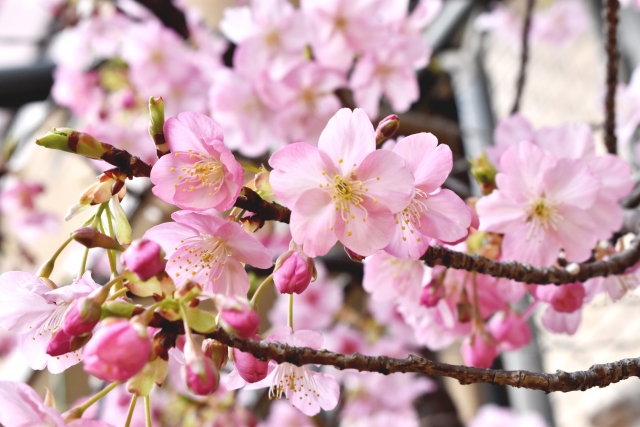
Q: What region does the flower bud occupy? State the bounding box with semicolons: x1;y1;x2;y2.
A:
233;344;268;383
122;239;165;281
419;284;443;308
461;332;498;368
63;297;102;336
182;336;220;395
487;312;532;351
36;128;108;159
470;153;497;195
83;320;152;381
219;298;260;339
66;170;127;221
274;248;315;294
202;339;228;370
375;114;400;144
72;227;125;251
47;329;92;357
148;96;169;158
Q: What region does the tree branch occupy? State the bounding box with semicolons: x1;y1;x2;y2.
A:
603;0;620;154
206;327;640;393
510;0;535;114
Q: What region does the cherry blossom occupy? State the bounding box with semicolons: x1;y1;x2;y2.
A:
144;211;273;295
476;141;601;266
150;112;243;211
0;381;115;427
383;133;472;259
0;271;99;373
269;108;415;257
244;327;340;416
220;0;308;80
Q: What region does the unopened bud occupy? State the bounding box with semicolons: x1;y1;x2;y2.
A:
274;245;316;295
63;297;102;336
148;97;169;158
183;335;220;395
47;329;92;357
122;239;165;281
375;114;400;144
202;339;228;370
37;259;55;278
420;285;443;308
36;128;107;159
470;153;497;195
219;297;260;339
72;227;124;251
233;344;268;383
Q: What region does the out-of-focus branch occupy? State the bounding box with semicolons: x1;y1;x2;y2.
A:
604;0;620;154
204;327;640;393
510;0;535;114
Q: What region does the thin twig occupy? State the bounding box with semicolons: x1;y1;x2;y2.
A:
604;0;620;154
204;327;640;393
511;0;535;114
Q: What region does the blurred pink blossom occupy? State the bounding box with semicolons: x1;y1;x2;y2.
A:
469;404;548;427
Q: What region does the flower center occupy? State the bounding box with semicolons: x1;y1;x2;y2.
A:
320;166;379;236
396;188;428;243
264;30;280;47
172;234;231;283
525;196;563;240
269;364;321;408
171;151;225;197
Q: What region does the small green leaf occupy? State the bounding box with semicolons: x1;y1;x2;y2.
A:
110;195;132;245
124;271;162;297
185;307;217;333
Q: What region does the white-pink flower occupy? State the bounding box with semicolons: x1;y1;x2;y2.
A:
269;108;415;257
144;211;273;296
150;112;244;212
220;0;308;80
245;327;340;416
476;141;602;266
383;134;472;259
0;271;99;373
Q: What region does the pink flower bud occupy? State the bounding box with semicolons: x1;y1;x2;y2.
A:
274;251;314;294
72;227;124;250
549;283;585;313
461;332;498;368
220;298;260;339
419;285;443;308
62;297;101;336
183;337;220;395
375;114;400;143
47;329;92;357
121;239;165;281
233;345;268;383
83;321;152;381
202;339;228;370
487;312;531;351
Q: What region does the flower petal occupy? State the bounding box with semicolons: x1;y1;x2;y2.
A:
0;272;53;334
336;201;396;257
393;133;451;193
543;158;599;209
419;189;472;243
217;222;274;269
164;112;225;154
290;189;338;257
269;142;327;207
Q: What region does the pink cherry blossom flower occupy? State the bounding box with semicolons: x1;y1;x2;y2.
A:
150;112;244;212
531;283;585;313
351;37;428;119
269;108;415;257
0;179;44;212
121;239;165;281
584;262;640;301
476;141;601;266
144;211;273;296
0;271;99;373
324;324;368;355
258;400;315;427
210;68;285;157
0;381;115;427
487;310;532;352
469;404;548;427
182;335;220;395
531;0;590;46
269;262;343;330
383;133;472;259
614;66;640;147
220;0;308;80
229;344;270;386
262;62;346;144
541;306;582;335
485;113;535;167
301;0;385;71
363;250;429;303
244;327;340;416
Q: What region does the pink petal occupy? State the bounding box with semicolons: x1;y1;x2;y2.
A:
541;306;581;335
419;189;472;243
535;122;596;160
0;272;53;334
384;69;420;114
317;108;375;176
499;142;552;202
500;222;561;266
216;222;274;269
269;142;328;207
290;329;324;350
355;149;415;213
587;154;633;201
171;211;227;237
587;194;623;240
336;202;396;257
143;222;196;257
543;158;598;209
476;191;526;234
212;258;250;296
550;205;598;263
494;114;534;149
219;6;257;43
0;381;66;427
290;189;338;257
393;133;452;193
164;112;223;154
383;220;432;260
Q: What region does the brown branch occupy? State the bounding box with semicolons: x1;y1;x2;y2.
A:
206;327;640;393
604;0;620;154
234;187;291;224
511;0;535;114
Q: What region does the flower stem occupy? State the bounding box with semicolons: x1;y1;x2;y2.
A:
471;273;483;330
124;394;138;427
288;294;294;329
250;273;274;305
38;235;73;278
78;247;90;280
179;303;192;340
104;205;121;288
144;396;152;427
74;381;120;415
240;162;261;174
107;287;129;301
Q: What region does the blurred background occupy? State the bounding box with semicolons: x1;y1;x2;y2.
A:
1;0;640;426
